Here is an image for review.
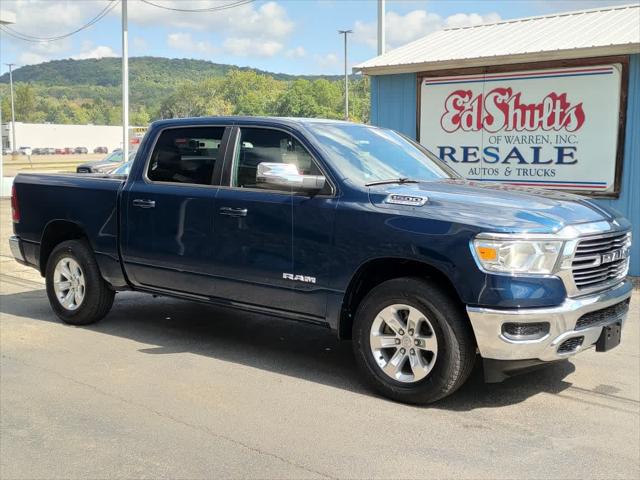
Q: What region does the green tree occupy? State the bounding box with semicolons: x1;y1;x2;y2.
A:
159;79;232;119
131;106;151;126
14;83;37;122
220;70;284;115
0;59;372;126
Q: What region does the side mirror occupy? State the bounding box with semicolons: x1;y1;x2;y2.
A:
256;162;326;192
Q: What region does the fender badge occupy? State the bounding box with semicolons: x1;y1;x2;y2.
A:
384;194;428;207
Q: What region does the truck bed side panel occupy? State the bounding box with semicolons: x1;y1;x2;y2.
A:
13;173;127;287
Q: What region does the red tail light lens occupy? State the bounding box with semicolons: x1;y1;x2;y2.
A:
11;185;20;223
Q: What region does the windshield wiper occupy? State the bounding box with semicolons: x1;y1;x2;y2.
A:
365;177;421;187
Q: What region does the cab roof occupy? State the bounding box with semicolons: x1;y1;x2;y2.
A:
149;116;357;130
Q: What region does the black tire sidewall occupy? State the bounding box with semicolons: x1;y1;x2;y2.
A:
45;240;112;325
353;277;473;404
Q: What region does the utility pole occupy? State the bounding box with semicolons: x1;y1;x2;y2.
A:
338;30;352;121
122;0;129;163
378;0;386;55
5;63;17;154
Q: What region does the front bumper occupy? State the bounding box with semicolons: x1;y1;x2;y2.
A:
467;280;633;361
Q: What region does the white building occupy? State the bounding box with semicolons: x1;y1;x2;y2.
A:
2;122;125;152
2;122;147;152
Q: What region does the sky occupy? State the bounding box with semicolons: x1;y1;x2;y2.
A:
0;0;633;76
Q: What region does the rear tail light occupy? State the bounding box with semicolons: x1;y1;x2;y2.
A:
11;184;20;223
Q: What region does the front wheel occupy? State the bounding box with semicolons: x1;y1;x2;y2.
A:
45;240;115;325
352;277;476;404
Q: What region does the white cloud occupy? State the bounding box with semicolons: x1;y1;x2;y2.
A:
354;9;502;51
445;12;501;28
223;38;283;57
14;38;72;65
1;1;107;65
167;32;218;55
316;53;339;69
3;0;104;36
285;46;306;58
71;45;118;60
18;51;47;66
146;2;294;59
126;1;293;39
2;0;297;65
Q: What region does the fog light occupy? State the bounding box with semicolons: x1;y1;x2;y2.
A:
502;322;550;341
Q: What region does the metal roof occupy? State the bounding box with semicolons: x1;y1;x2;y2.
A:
355;3;640;75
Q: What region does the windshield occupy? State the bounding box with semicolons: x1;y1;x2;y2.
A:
112;160;132;175
103;151;124;162
307;123;457;185
102;150;136;163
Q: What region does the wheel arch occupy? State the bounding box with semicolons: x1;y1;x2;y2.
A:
338;257;463;340
39;220;89;275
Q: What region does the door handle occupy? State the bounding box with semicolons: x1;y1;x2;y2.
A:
219;206;248;217
133;199;156;209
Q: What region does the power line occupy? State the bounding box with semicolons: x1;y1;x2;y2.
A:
139;0;254;13
0;1;119;43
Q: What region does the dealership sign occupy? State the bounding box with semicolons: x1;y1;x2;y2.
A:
419;64;622;194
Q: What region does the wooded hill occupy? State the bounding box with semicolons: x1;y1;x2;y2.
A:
0;57;368;126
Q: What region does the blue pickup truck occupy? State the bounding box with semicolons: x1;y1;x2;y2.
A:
9;117;633;404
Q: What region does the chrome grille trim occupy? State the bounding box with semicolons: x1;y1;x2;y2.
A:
571;231;631;292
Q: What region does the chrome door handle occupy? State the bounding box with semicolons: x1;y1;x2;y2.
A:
133;199;156;209
219;207;248;217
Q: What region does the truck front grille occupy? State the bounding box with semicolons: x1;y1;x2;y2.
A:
572;232;630;291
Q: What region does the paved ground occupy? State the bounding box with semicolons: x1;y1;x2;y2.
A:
1;199;638;479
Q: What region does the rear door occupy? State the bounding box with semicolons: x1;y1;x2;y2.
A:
121;125;231;297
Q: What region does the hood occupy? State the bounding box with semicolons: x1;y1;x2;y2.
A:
368;179;620;233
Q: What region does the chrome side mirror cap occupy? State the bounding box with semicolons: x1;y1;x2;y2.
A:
256;162;326;192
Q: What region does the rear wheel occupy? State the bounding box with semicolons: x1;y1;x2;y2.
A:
45;240;114;325
352;277;476;404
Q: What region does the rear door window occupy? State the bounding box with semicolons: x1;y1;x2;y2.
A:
147;127;226;185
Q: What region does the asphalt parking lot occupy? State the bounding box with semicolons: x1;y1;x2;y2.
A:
1;198;638;479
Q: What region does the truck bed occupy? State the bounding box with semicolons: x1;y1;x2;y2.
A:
12;173;126;285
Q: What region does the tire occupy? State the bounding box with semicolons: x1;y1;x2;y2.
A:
352;277;476;404
45;239;115;325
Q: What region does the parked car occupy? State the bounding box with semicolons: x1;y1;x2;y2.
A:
63;147;73;155
54;148;64;154
93;146;109;154
18;146;32;156
45;147;56;155
76;150;136;173
9;117;633;404
74;147;89;154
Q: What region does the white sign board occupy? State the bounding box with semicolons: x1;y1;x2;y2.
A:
419;64;622;194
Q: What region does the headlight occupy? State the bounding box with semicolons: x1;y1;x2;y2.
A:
472;237;563;274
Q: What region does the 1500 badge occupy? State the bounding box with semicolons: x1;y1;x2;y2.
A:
283;273;316;284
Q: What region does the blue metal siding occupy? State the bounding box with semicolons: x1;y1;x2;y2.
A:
370;55;639;275
594;54;639;275
370;73;417;138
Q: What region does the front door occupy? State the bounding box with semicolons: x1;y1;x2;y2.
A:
121;125;230;297
210;125;338;318
212;127;300;311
